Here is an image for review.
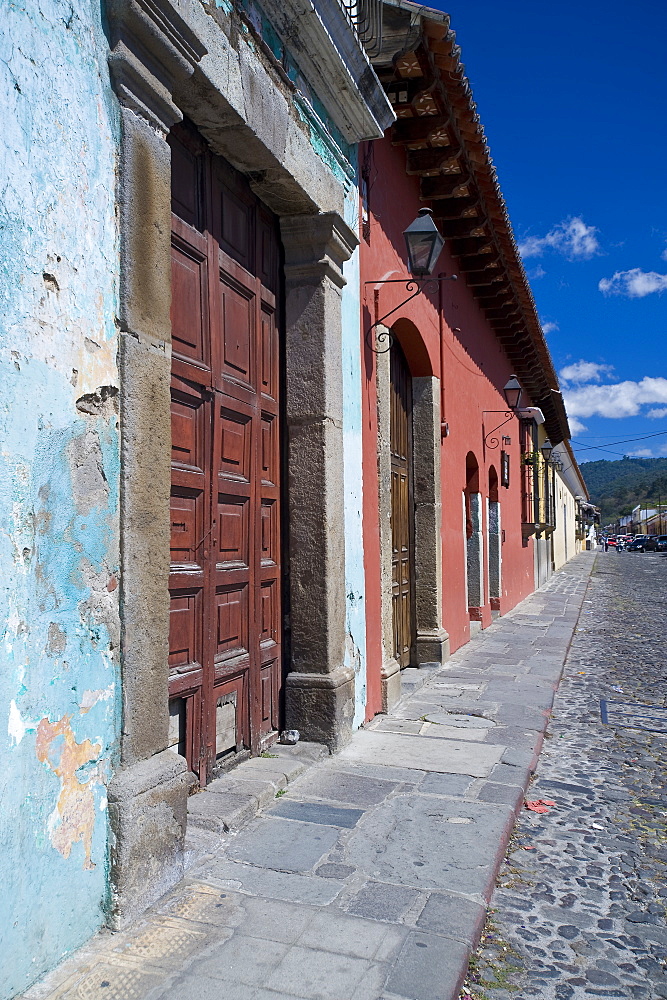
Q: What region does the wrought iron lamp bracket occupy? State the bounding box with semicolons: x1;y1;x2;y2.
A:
483;410;514;450
364;275;457;354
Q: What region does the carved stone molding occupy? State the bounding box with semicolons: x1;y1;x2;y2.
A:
281;212;359;289
105;0;207;132
259;0;393;142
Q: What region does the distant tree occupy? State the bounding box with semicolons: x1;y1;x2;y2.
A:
580;457;667;524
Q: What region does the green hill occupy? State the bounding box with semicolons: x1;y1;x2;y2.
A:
579;457;667;525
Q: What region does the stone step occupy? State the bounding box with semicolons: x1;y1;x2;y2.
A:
186;741;329;835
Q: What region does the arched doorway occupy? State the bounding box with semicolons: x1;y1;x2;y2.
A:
374;318;448;711
390;341;415;668
488;466;501;613
465;452;483;620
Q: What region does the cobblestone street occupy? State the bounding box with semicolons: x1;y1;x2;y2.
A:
468;551;667;1000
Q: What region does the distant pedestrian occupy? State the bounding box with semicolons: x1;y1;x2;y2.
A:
604;538;608;552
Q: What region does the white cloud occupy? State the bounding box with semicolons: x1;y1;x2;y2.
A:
564;376;667;420
647;407;667;419
568;416;588;436
519;217;600;260
627;448;654;458
559;360;614;385
541;320;559;335
599;268;667;298
661;245;667;263
529;265;547;279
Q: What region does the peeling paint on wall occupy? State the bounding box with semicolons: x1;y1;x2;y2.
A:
35;715;102;871
0;2;120;996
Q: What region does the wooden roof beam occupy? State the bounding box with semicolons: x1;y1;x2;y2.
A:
455;252;499;272
449;236;495;256
470;279;508;297
391;115;453;146
432;195;481;220
461;268;503;286
421;175;471;200
480;299;514;314
405;147;462;176
484;305;520;320
438;219;489;239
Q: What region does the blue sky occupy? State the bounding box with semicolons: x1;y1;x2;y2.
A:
429;0;667;465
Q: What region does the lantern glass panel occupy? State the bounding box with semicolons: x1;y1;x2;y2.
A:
502;375;522;410
403;209;445;276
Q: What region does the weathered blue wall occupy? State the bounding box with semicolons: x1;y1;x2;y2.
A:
341;182;368;728
0;3;120;996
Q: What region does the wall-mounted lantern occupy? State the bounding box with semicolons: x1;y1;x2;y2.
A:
403;208;446;277
502;375;523;411
483;375;524;450
365;209;456;354
540;439;553;463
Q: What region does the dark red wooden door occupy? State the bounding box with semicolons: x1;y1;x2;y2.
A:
167;124;282;783
390;343;415;669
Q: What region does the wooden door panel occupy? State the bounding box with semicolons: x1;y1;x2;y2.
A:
214;585;250;660
171;244;207;364
260;413;279;488
218;406;253;484
260;303;278;403
217;495;250;569
219;187;254;271
169;590;203;670
260;659;279;737
218;268;257;400
171;388;208;473
260;500;279;567
170;130;204;229
390;345;414;669
221;279;254;386
257;210;279;293
169;124;283;781
170;489;204;567
259;580;279;646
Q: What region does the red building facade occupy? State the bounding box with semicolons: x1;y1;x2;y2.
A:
359;1;571;719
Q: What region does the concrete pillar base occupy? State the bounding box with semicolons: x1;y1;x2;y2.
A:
107;751;193;930
380;656;401;713
415;629;450;665
285;665;355;752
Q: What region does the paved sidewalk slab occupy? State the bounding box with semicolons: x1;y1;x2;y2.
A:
23;554;594;1000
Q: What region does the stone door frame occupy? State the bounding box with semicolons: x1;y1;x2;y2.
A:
105;0;359;928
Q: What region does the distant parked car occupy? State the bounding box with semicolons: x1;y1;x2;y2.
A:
645;535;660;551
655;535;667;552
627;537;648;552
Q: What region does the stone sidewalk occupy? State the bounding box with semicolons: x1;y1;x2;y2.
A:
23;554;594;1000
